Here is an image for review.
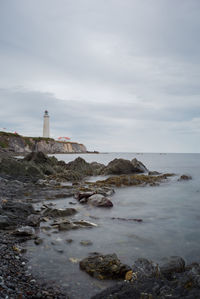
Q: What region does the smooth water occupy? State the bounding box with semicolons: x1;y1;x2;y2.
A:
26;153;200;298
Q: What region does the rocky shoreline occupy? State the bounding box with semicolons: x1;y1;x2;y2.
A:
0;150;198;298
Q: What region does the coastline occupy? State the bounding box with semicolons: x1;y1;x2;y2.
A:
0;151;199;298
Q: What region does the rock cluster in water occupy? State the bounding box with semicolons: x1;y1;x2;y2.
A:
83;254;200;299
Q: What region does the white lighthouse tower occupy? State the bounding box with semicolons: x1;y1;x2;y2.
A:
43;110;50;138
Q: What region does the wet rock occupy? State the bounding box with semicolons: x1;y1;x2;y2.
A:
111;217;143;223
66;239;73;243
0;156;43;182
80;240;93;246
42;207;77;218
0;215;13;229
65;157;94;176
131;158;148;173
92;173;175;188
148;171;161;175
132;258;161;279
160;256;185;278
13;226;35;237
90;162;105;175
2;201;35;218
56;220;79;231
80;253;131;280
88;194;113;208
50;169;83;182
178;174;192;181
26;214;41;227
75;191;95;202
34;237;43;245
73;220;98;228
91;282;141;299
24;151;48;164
101;158;148;175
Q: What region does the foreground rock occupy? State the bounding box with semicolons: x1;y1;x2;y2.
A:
91;256;200;299
80;253;131;280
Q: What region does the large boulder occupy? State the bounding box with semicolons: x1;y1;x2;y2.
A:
90;162;105;175
88;194;113;208
0;157;43;181
101;158;148;175
80;253;131;280
160;256;185;278
24;151;48;163
24;151;57;175
131;158;148;173
65;157;94;176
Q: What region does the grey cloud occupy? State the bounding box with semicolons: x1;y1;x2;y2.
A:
0;0;200;152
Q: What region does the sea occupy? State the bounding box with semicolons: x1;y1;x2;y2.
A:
26;152;200;298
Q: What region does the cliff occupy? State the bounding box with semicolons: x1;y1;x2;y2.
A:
0;132;87;154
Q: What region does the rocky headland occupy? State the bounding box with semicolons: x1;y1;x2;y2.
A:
0;150;198;298
0;131;87;154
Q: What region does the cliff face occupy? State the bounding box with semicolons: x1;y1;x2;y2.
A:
0;132;87;154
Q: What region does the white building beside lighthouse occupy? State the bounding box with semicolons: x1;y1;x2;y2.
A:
43;110;50;138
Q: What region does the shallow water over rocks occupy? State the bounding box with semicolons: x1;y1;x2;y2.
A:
25;153;200;298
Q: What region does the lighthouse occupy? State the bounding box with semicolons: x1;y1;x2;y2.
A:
43;110;50;138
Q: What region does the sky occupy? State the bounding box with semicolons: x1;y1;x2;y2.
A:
0;0;200;153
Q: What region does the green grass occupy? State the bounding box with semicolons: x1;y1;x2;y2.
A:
0;141;8;148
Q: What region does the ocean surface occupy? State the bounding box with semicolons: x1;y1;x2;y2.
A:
26;152;200;298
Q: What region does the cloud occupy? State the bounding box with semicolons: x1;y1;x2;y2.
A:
0;0;200;152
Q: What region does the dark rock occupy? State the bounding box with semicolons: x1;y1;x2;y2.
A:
13;226;35;236
111;217;143;223
75;191;95;202
178;174;192;181
0;215;12;229
0;156;43;182
73;220;97;227
53;219;97;231
148;171;161;176
132;258;161;279
24;151;48;164
80;240;93;246
66;239;73;243
65;157;94;176
79;253;131;280
26;214;41;227
34;237;43;245
91;282;141;299
88;194;113;207
90;162;105;175
57;220;79;231
131;158;148;173
101;158;148;175
42;207;77;218
2;201;34;216
160;256;185;278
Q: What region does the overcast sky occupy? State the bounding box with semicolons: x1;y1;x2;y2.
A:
0;0;200;152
